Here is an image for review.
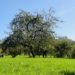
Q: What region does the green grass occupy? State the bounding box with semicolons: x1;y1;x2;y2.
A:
0;56;75;75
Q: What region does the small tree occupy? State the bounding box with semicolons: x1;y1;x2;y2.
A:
54;37;74;58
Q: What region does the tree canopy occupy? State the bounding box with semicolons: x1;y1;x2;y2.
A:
2;9;75;58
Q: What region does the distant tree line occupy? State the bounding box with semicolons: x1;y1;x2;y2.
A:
1;9;75;58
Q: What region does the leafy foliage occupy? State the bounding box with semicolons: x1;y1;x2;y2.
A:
2;9;75;58
2;9;58;57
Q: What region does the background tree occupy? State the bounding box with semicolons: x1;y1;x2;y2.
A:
54;37;74;58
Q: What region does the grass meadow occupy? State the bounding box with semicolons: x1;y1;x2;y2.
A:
0;56;75;75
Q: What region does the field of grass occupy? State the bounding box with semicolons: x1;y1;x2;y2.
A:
0;56;75;75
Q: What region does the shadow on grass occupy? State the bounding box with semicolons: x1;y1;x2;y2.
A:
60;71;75;75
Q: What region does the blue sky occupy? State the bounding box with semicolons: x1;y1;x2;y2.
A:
0;0;75;40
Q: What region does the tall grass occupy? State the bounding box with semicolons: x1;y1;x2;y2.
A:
0;56;75;75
